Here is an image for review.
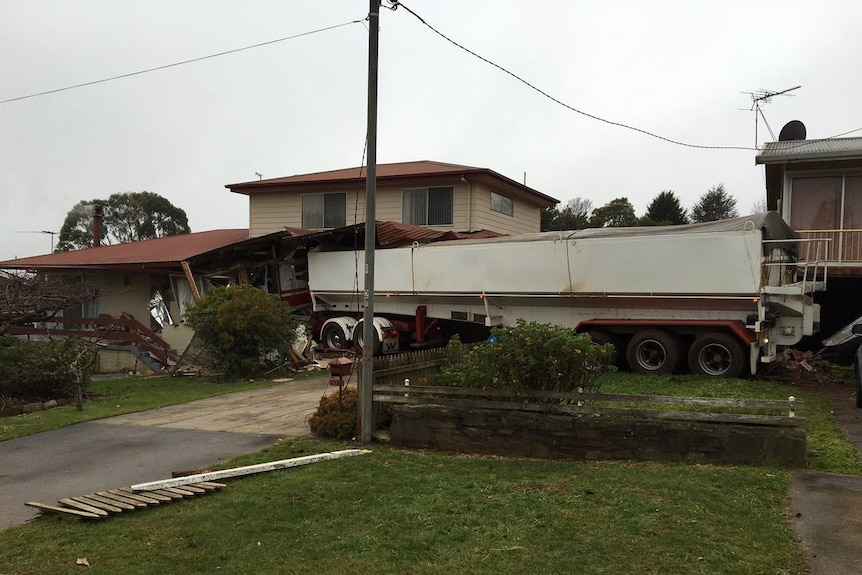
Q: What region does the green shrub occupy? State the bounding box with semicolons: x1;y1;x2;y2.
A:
0;336;94;400
433;319;612;393
184;285;297;378
308;387;358;440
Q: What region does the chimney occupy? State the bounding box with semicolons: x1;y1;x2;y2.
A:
92;204;103;248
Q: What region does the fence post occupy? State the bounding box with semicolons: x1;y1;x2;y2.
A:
405;378;410;398
788;396;796;418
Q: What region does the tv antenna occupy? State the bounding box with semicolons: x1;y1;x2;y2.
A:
17;230;59;252
741;85;801;148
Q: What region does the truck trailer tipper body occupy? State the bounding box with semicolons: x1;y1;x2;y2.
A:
302;212;827;378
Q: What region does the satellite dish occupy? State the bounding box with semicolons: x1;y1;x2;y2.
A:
778;120;807;141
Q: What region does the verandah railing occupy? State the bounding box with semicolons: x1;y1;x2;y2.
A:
8;316;172;366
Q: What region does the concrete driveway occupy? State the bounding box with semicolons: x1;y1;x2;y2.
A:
0;375;334;531
100;375;333;436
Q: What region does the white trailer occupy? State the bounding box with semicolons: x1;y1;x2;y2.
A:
306;213;827;378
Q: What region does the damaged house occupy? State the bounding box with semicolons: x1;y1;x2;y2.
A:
0;160;554;372
0;229;307;372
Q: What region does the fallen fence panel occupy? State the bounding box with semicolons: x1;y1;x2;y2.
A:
130;449;370;492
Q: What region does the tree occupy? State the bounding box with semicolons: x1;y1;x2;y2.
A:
751;199;768;214
690;184;738;223
589;197;638;228
56;191;190;251
542;197;593;231
0;273;100;335
184;285;297;378
0;273;102;408
643;190;688;225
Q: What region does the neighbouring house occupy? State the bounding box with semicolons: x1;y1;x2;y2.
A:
756;128;862;340
226;160;559;237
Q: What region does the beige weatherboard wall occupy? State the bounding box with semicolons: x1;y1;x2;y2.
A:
231;161;557;237
70;271;196;372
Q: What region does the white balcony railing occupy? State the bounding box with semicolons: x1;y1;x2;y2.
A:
797;229;862;266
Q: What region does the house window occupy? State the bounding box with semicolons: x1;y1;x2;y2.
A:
490;191;514;216
788;174;862;262
402;186;454;226
789;176;842;231
301;193;346;229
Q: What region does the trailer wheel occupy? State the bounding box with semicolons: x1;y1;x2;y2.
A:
321;323;349;350
687;332;745;378
626;329;682;375
587;330;623;369
352;320;381;355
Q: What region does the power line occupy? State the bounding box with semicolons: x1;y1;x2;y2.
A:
393;1;760;152
0;20;364;105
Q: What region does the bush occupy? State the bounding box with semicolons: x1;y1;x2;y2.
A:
308;387;358;440
0;336;94;400
184;285;297;378
433;319;612;393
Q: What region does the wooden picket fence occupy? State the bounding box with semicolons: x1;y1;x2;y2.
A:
371;345;472;387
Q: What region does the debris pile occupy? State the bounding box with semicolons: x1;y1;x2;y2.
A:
760;348;851;385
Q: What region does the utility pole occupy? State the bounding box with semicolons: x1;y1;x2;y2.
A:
360;0;380;443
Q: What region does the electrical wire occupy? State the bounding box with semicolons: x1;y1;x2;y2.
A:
393;1;862;153
392;2;753;151
352;140;368;312
0;20;364;105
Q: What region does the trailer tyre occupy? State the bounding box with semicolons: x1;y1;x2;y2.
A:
587;330;624;369
687;332;745;378
352;320;381;355
626;329;682;375
321;323;349;350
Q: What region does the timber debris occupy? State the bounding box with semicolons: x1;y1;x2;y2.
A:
25;449;370;520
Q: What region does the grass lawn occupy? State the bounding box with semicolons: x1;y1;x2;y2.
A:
0;370;858;574
0;439;810;575
596;371;862;475
0;375;288;442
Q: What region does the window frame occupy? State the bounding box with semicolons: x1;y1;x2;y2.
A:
490;191;514;217
301;192;347;230
401;186;454;226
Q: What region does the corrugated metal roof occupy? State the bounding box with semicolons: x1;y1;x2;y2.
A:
288;221;504;251
229;161;480;186
374;221;503;248
756;137;862;164
226;160;558;206
0;229;251;270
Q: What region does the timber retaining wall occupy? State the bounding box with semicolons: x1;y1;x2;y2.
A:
389;404;807;467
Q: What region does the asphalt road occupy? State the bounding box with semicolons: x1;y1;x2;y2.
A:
0;423;278;530
0;376;333;530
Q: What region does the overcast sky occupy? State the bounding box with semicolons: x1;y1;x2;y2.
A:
2;1;860;260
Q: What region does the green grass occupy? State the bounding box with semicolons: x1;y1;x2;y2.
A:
0;375;284;441
0;440;808;575
0;371;858;574
597;371;862;475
